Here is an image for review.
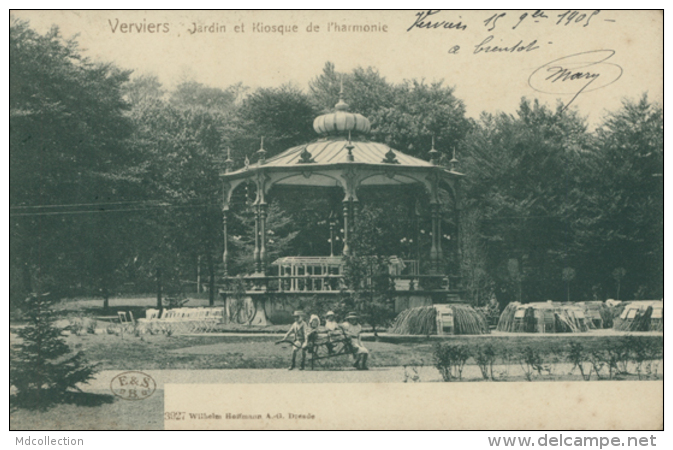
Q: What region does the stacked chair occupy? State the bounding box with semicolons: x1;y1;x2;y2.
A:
136;307;224;334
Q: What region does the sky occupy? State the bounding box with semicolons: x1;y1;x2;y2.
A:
12;10;663;128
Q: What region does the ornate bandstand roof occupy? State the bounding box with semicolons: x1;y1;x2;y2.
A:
245;138;434;170
220;84;462;202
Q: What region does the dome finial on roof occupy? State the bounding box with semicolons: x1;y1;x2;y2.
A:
313;72;371;136
334;74;349;111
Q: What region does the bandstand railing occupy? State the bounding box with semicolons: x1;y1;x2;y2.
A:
219;273;461;294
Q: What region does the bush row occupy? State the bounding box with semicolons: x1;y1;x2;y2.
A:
432;336;663;382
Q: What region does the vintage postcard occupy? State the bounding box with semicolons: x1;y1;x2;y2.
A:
9;10;663;433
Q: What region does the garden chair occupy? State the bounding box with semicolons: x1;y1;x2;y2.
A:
513;308;526;332
651;306;663;331
168;308;193;334
183;308;204;333
587;308;603;329
573;309;587;331
202;307;223;332
540;309;555;333
163;308;185;334
117;311;132;333
137;308;160;333
195;308;216;333
157;308;177;333
128;311;137;332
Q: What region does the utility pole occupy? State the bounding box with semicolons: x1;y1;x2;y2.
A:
197;255;201;294
156;267;163;312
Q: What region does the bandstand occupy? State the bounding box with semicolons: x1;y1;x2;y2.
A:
219;87;464;324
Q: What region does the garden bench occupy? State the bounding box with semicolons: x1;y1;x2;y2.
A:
276;329;357;370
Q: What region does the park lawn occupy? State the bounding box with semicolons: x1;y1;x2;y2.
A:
10;330;662;431
62;333;432;370
58;331;662;371
10;390;164;430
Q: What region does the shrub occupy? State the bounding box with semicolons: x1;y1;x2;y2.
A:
494;346;514;381
433;343;470;381
86;319;97;335
67;317;84;336
589;351;609;380
630;336;663;380
475;343;497;380
519;346;543;381
608;337;633;376
567;342;591;381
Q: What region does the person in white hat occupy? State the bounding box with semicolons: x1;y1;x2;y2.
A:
340;312;369;370
305;314;321;345
281;311;307;370
324;311;338;331
324;311;339;354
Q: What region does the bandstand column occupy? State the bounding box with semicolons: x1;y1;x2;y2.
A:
222;210;229;276
259;202;268;270
413;198;421;265
329;219;335;257
455;182;462;285
342;200;350;255
221;179;232;278
429;203;439;268
253;204;261;273
437;204;444;263
350;200;358;255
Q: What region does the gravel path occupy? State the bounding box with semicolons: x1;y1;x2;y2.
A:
82;360;662;391
86;366;441;389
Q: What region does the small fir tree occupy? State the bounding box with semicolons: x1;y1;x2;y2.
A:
10;293;98;409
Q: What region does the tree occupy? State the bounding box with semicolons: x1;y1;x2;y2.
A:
10;18;136;306
341;206;397;335
123;74;165;107
309;62;395;119
234;84;318;161
460;209;492;306
372;79;471;160
123;78;245;304
10;294;98;409
460;99;594;303
612;267;627;300
169;80;242;110
229;200;300;275
579;96;663;299
309;62;472;161
562;267;576;302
